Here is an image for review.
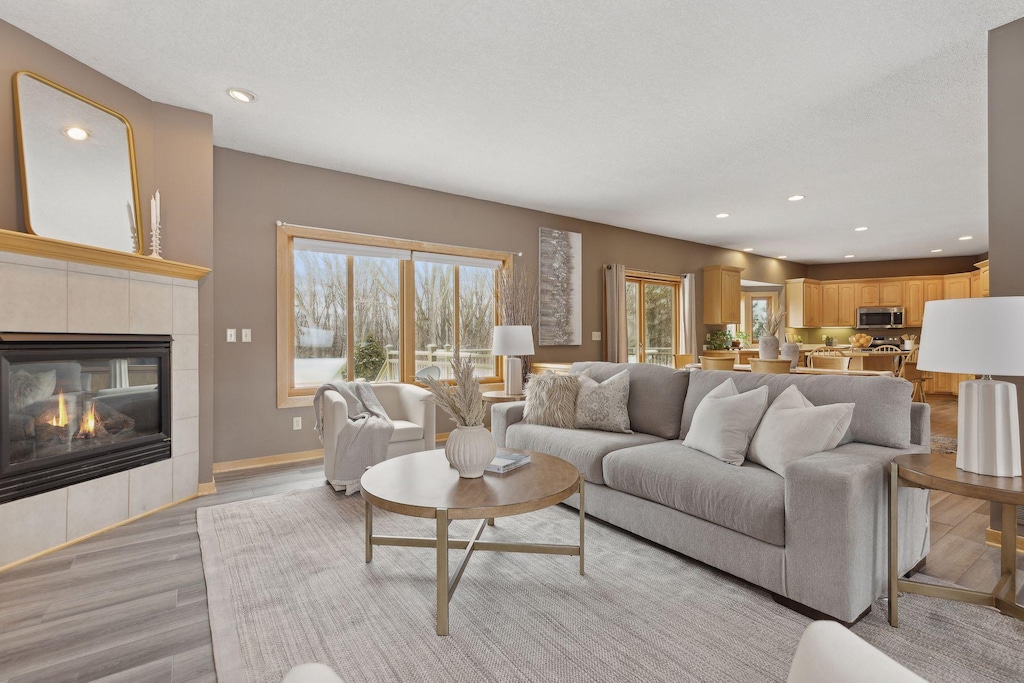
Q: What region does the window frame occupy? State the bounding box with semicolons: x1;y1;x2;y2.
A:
740;291;779;341
277;224;510;408
624;269;681;366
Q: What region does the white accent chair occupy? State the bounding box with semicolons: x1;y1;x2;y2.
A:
322;383;436;492
788;621;926;682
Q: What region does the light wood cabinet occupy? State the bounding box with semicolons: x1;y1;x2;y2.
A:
855;281;880;308
905;277;944;327
703;265;743;325
785;278;822;328
837;282;857;327
821;282;840;327
879;280;904;306
943;273;972;300
975;259;989;297
971;270;982;298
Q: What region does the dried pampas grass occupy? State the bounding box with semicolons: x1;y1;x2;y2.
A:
420;353;486;427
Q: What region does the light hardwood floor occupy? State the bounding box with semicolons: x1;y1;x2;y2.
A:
0;396;1018;681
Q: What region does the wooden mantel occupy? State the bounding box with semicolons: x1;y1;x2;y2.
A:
0;229;210;281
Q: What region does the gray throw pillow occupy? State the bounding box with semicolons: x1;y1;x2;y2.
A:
682;378;769;465
747;385;855;476
523;373;580;429
575;369;632;433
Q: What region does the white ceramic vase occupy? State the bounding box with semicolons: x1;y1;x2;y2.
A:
781;342;801;369
445;425;497;478
759;335;780;360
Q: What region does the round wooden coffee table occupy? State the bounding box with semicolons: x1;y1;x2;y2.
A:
360;449;584;636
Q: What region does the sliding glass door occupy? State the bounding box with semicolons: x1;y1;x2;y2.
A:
625;273;679;367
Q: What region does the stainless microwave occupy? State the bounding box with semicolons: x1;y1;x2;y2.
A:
857;307;904;329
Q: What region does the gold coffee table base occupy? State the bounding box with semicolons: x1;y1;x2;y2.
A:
361;450;584;636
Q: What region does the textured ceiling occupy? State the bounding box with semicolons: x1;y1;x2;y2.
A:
2;1;1022;263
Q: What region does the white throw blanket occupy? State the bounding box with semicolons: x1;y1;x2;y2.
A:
313;382;394;494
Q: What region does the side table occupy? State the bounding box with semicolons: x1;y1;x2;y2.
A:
482;390;525;405
889;452;1024;626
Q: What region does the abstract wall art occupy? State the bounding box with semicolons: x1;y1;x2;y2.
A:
538;227;582;346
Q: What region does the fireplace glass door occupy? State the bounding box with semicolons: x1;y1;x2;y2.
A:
1;334;171;503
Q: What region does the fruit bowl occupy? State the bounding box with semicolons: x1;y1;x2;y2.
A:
848;334;873;349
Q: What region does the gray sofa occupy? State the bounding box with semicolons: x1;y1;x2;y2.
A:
491;362;931;623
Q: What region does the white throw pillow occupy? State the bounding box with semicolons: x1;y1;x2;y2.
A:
575;369;632;433
682;378;769;465
747;385;855;476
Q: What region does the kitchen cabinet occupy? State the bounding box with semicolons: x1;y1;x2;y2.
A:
975;259;989;297
786;278;822;328
703;265;742;325
821;282;840;327
905;277;944;327
837;282;857;327
943;273;972;300
855;281;880;308
879;280;904;306
971;271;982;298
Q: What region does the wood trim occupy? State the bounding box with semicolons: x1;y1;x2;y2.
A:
277;222;511;263
211;449;323;474
0;229;210;280
197;481;218;495
0;492;198;574
985;527;1024;553
276;227;294;408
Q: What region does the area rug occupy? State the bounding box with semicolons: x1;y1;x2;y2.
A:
931;436;959;454
198;487;1024;683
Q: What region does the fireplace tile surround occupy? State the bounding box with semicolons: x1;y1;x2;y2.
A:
0;249;201;566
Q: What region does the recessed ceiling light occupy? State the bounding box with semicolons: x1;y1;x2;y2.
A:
716;213;730;218
62;126;90;141
959;235;973;241
777;255;788;260
227;88;257;103
930;249;943;253
845;254;855;259
854;226;869;232
742;247;754;252
787;195;805;202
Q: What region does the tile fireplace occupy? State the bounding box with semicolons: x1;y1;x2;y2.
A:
1;333;172;504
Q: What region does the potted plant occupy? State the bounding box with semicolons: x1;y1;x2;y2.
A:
707;329;733;351
420;354;495;478
758;310;786;359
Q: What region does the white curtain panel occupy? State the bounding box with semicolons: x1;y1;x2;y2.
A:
604;264;627;362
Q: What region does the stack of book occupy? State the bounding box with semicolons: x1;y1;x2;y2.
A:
485;450;531;474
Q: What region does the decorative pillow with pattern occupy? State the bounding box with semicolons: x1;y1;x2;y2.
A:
575;368;632;433
10;369;57;413
523;373;580;429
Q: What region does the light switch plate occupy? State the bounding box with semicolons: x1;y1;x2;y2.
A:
226;328;236;343
293;416;302;430
592;331;602;341
242;329;252;343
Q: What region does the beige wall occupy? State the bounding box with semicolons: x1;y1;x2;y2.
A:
805;255;987;281
988;17;1024;532
212;148;806;462
0;20;216;483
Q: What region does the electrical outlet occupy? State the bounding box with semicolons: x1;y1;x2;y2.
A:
292;416;302;430
226;328;236;343
591;331;601;341
242;328;252;343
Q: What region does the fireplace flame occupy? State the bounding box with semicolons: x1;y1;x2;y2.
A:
78;403;97;438
49;391;68;427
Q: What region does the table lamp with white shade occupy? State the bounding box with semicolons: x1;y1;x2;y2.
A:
917;297;1024;477
492;325;535;396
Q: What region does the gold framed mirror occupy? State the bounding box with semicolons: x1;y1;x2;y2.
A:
13;71;144;254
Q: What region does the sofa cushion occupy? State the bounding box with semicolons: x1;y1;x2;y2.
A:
524;373;579;428
603;440;787;546
680;370;913;449
570;362;689;439
14;362;84;393
390;420;423;443
747;385;854;476
504;423;663;485
682;379;769;465
575;369;631;433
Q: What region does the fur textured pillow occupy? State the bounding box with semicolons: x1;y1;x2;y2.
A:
575;369;632;433
10;369;57;413
523;373;580;429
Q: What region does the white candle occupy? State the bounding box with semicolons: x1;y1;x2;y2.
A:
150;196;156;233
155;189;161;227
